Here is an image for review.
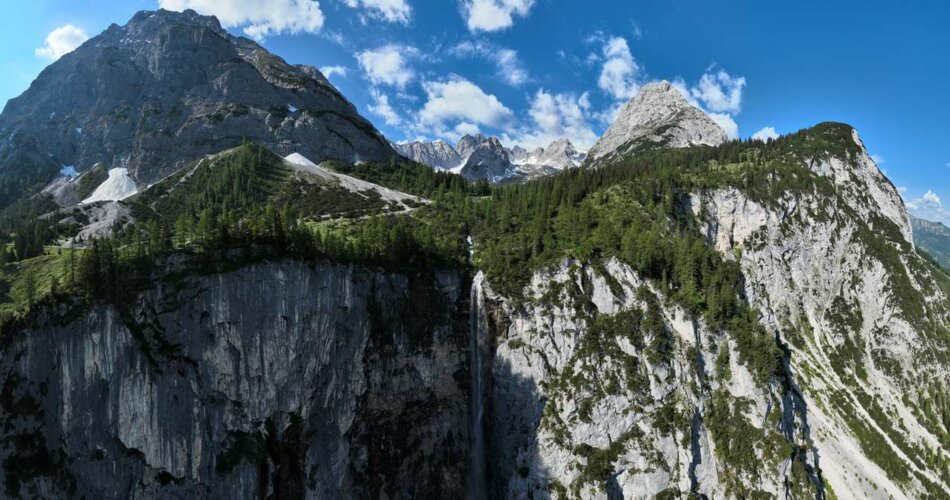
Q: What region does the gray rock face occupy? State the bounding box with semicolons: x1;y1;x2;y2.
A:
586;81;728;165
459;137;513;181
506;145;529;165
392;140;462;170
455;134;488;163
0;9;397;189
0;259;469;499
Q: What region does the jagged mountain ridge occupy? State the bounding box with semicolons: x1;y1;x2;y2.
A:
390;140;462;171
0;8;396;204
393;134;586;180
395;134;586;182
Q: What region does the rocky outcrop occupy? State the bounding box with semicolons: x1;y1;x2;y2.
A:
0;259;470;499
0;9;397;193
586;81;727;165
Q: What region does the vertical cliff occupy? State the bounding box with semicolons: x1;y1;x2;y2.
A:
0;260;470;498
479;259;820;499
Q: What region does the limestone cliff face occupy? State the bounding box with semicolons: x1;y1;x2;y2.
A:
0;260;469;499
689;133;949;498
476;128;949;499
479;259;820;499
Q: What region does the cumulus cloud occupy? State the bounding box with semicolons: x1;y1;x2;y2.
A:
505;90;599;150
454;122;481;136
418;77;514;132
708;113;739;140
158;0;325;39
690;69;746;113
752;126;779;141
462;0;535;32
453;41;528;86
597;37;640;100
343;0;411;24
368;89;402;126
35;25;89;61
320;65;347;79
668;69;746;138
905;190;950;225
356;45;416;89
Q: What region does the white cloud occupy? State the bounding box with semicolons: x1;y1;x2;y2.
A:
669;71;746;138
454;122;481;136
453;41;528;86
669;78;701;107
320;65;347;79
356;45;416;89
690;69;746;113
870;154;886;165
505;89;599;151
368;89;401;126
924;190;941;207
708;113;739;140
593;101;623;126
752;126;779;141
418;76;514;131
906;190;950;226
158;0;325;40
343;0;411;24
35;25;89;61
597;37;640;100
462;0;535;32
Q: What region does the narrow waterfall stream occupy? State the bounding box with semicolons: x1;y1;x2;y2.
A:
468;271;488;500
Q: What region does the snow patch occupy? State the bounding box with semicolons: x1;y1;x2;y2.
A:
75;127;82;135
60;166;78;178
288;104;298;113
82;168;138;204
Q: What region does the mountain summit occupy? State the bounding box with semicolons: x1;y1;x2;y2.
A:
0;9;396;200
586;81;727;164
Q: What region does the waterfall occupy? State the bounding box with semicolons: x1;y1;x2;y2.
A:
468;271;488;500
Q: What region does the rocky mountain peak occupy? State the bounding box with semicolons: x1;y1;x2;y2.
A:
455;134;488;161
459;136;512;181
586;80;728;164
0;9;396;202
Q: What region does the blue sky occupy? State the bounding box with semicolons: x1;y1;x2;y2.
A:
1;0;949;224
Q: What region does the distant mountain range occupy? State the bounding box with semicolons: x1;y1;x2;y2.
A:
393;80;731;181
911;215;950;269
392;135;587;182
